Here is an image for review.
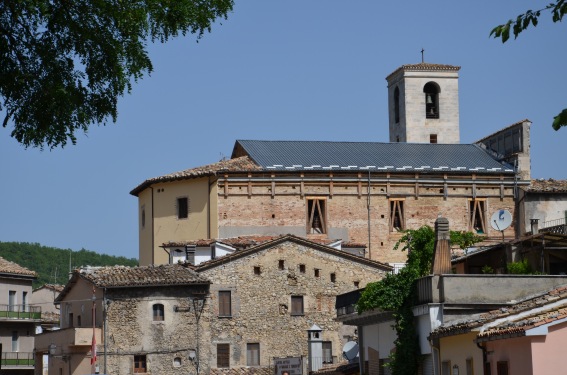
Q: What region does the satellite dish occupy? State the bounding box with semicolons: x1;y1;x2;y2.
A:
342;341;359;363
490;209;512;231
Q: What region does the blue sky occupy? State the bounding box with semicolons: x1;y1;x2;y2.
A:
1;1;566;260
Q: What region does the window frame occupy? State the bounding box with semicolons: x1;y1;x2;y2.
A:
218;291;232;317
134;354;147;373
389;199;405;232
217;343;230;368
246;343;260;367
306;197;327;234
177;197;189;220
322;341;333;364
291;295;304;316
469;199;487;234
152;303;165;322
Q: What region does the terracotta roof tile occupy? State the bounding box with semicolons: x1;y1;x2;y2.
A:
78;264;210;288
430;285;567;339
0;256;37;277
525;179;567;193
34;284;65;293
130;156;261;196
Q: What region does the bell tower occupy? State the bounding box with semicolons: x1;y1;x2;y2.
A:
386;63;461;144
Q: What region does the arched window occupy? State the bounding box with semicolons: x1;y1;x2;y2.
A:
394;86;400;123
423;82;440;119
153;303;164;321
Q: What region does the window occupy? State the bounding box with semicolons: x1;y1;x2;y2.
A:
134;355;147;373
330;273;336;283
496;361;508;375
153;304;164;321
217;344;230;368
185;245;196;265
469;199;487;234
394;86;400;123
279;260;285;270
291;296;304;316
8;290;16;311
219;291;232;317
173;357;182;367
441;361;451;375
322;341;332;364
77;315;82;327
466;358;474;375
254;266;261;275
12;331;18;351
314;269;320;278
389;200;405;231
307;198;327;234
69;313;74;327
424;81;440;119
430;134;438;144
141;205;145;229
247;343;260;366
299;264;306;273
354;281;360;288
22;291;27;312
177;197;189;219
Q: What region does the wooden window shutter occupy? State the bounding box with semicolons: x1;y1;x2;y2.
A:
218;291;231;317
217;344;230;368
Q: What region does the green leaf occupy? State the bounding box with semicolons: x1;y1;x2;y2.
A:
552;108;567;130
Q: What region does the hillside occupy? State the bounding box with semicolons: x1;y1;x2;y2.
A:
0;242;138;287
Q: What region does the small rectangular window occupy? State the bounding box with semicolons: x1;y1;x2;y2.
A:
69;313;74;327
430;134;438;144
354;281;360;288
217;344;230;368
389;199;405;231
153;304;164;321
307;198;327;234
469;199;487;234
299;264;306;273
291;296;304;316
496;361;508;375
134;355;147;373
279;260;285;270
322;341;333;364
441;361;451;375
254;266;261;275
77;315;82;327
177;197;189;219
314;269;320;278
219;291;232;317
247;343;260;366
330;273;336;283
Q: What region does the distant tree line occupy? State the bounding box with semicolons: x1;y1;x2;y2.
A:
0;242;138;288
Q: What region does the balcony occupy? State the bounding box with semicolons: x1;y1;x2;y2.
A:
0;304;41;321
35;327;102;351
1;352;35;368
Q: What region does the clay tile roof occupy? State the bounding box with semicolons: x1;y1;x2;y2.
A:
34;284;65;293
525;179;567;193
386;62;461;80
430;285;567;340
130;156;261;196
78;264;210;288
0;256;37;277
41;311;60;324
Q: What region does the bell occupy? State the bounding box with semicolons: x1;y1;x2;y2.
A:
426;94;433;104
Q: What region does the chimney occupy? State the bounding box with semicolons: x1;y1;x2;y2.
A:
530;219;539;234
431;216;452;274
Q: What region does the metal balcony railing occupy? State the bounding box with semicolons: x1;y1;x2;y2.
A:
1;352;35;367
0;304;41;320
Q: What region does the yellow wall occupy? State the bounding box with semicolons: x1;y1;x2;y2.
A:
439;332;483;375
137;177;218;265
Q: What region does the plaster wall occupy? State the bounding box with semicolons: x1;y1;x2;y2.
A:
486;336;532;375
439;333;482;375
530;320;567;374
362;321;396;360
523;194;567;232
32;287;61;315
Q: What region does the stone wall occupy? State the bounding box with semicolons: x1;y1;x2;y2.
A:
199;240;388;370
104;286;211;375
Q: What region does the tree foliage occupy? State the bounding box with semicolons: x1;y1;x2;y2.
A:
0;241;138;288
0;0;233;148
490;1;567;130
357;226;484;375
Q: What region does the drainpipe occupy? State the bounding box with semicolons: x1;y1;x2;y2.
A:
367;171;372;260
103;288;108;375
476;342;487;375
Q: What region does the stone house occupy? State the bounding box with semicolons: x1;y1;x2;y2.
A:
0;256;39;375
34;265;211;375
131;62;531;268
193;235;392;372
